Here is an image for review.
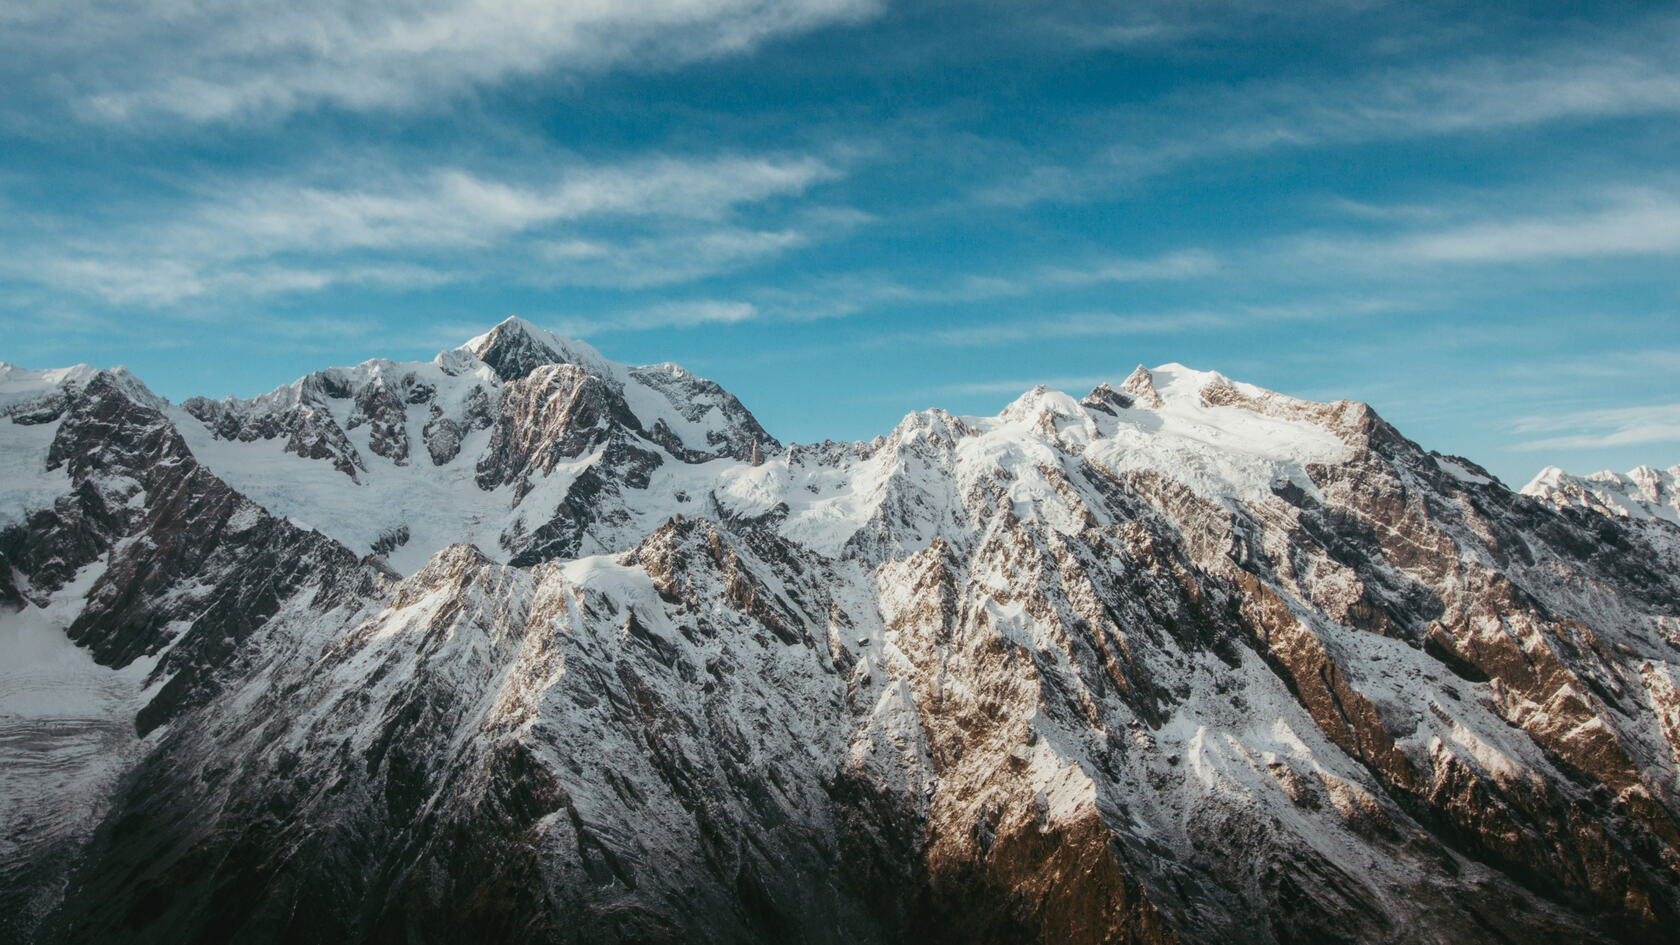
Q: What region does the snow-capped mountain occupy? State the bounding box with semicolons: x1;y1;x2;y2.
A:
1524;464;1680;527
3;319;1679;945
171;319;778;573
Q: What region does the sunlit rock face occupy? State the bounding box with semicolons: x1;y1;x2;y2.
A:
2;325;1678;945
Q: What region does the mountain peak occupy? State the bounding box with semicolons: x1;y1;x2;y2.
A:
1079;382;1134;414
1120;364;1165;408
0;362;167;415
1000;384;1084;424
462;317;609;382
1522;462;1680;526
7;333;1680;944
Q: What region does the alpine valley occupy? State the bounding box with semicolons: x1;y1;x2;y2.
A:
3;318;1678;945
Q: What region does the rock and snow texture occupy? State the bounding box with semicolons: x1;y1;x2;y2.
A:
170;318;780;574
1524;463;1680;526
2;324;1680;945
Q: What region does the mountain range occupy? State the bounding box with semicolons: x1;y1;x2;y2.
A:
3;317;1678;944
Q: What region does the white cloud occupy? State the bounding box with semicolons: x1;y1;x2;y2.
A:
1294;189;1680;268
982;18;1680;205
5;153;842;304
37;258;210;308
731;249;1219;323
1513;403;1680;451
931;310;1233;346
1273;47;1680;143
35;256;456;308
1042;249;1220;285
1384;192;1680;264
536;287;884;339
1495;348;1680;381
919;296;1403;347
538;226;818;289
553;299;761;337
1033;0;1381;52
5;0;881;125
194;157;835;256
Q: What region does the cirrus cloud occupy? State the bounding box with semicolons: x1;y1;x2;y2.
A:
2;0;881;126
1514;403;1680;452
1;152;847;305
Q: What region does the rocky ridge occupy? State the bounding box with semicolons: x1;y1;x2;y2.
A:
1;321;1678;944
1524;464;1680;527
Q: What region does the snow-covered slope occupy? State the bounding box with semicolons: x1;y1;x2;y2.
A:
170;318;779;573
1524;463;1680;526
167;328;1357;575
3;326;1679;945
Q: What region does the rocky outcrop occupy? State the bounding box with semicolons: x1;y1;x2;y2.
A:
474;364;650;493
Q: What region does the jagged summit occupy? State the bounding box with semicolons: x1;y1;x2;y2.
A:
157;320;782;571
1524;462;1680;525
1078;381;1132;413
998;384;1084;423
463;316;612;382
0;361;166;414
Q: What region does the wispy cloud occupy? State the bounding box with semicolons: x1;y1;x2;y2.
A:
3;153;845;305
921;296;1405;347
931;310;1232;346
980;16;1680;205
726;247;1220;325
3;0;882;126
555;299;761;336
1029;0;1385;52
198;157;835;255
1274;43;1680;143
538;225;820;289
1294;188;1680;268
35;257;455;308
554;244;1229;338
1041;249;1221;285
1494;347;1680;382
1513;404;1680;451
1378;191;1680;264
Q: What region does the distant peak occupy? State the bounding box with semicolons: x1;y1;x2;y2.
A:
1521;462;1680;526
0;362;167;413
1120;365;1164;408
1000;385;1083;422
1081;382;1134;414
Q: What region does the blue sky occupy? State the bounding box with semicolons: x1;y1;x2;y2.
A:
2;0;1676;485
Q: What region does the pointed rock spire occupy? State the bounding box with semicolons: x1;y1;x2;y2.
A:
1120;365;1165;408
1080;382;1134;414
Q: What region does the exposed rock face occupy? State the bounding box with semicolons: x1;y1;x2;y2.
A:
1;343;1677;945
183;383;369;480
0;368;383;943
162;318;781;574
